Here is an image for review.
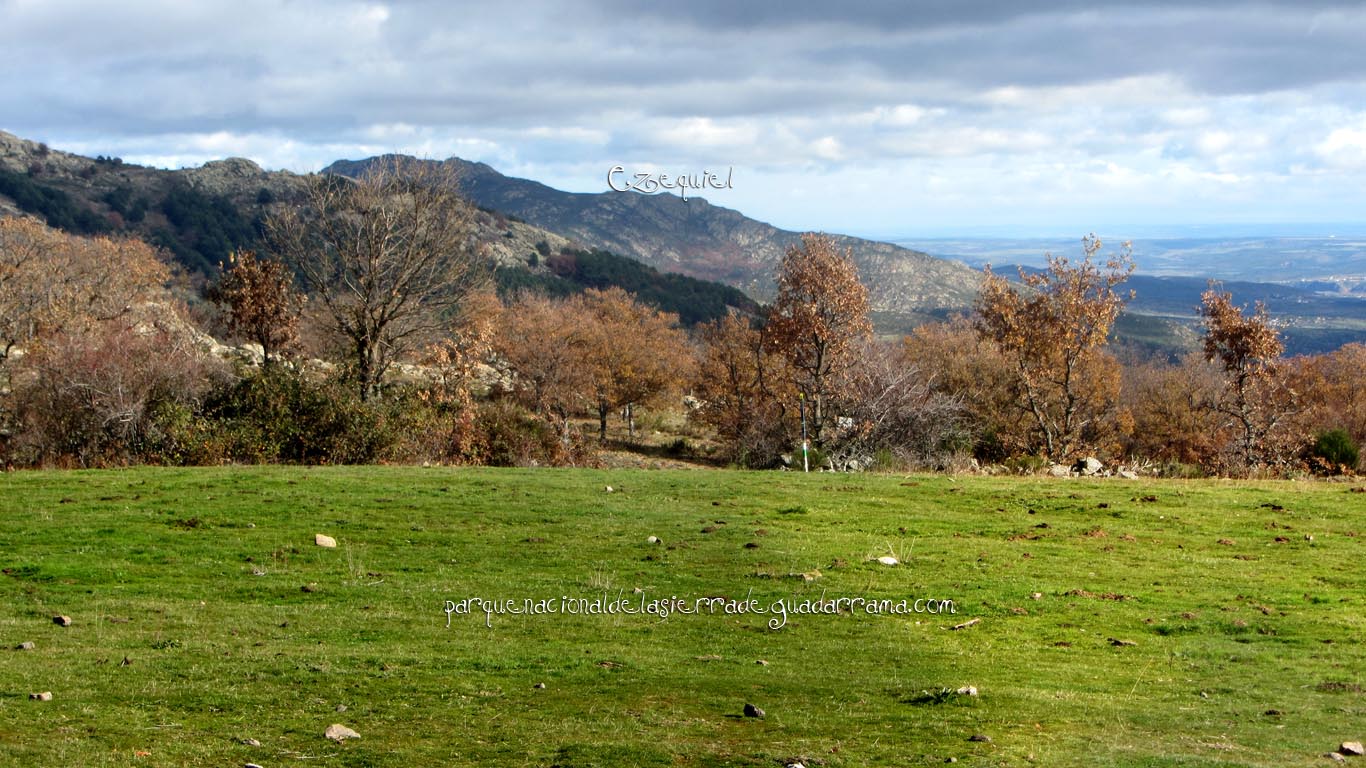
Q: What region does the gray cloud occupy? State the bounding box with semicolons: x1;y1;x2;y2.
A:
2;0;1366;232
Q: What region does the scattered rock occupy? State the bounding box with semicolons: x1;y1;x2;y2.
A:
301;583;318;593
324;723;360;741
876;556;899;566
1327;753;1346;762
335;704;347;713
1074;457;1104;476
743;703;765;719
30;691;53;701
604;486;614;493
314;533;337;548
968;733;991;743
743;542;760;549
756;659;769;666
646;535;660;545
951;618;981;631
1217;538;1235;546
52;615;71;627
787;763;807;768
702;525;719;534
1342;742;1365;756
1047;463;1071;478
1263;709;1283;716
946;759;958;764
632;587;644;594
16;641;35;650
1030;592;1043;600
1118;469;1139;480
1109;638;1138;647
246;763;265;768
533;682;546;689
955;686;978;696
240;737;261;747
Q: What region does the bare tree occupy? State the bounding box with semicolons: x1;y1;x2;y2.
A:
266;159;487;400
765;233;872;446
974;234;1133;460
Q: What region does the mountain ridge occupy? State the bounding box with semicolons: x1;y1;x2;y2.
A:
323;155;983;322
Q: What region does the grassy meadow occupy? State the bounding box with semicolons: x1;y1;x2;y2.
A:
1;466;1363;766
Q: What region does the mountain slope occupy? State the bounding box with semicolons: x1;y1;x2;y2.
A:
323;156;982;321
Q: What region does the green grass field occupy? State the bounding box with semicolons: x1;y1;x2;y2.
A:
1;467;1363;766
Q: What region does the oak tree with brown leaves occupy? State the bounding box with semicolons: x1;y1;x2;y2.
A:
1199;286;1297;470
692;313;796;466
765;233;872;447
216;250;300;368
0;216;169;362
974;234;1133;460
577;287;693;442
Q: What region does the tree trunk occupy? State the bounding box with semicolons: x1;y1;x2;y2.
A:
598;401;609;443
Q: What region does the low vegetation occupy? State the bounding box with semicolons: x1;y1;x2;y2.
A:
1;467;1362;766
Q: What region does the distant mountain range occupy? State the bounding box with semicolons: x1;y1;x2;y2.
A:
324;156;981;325
3;129;1362;354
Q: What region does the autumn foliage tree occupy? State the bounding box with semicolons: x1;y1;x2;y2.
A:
765;233;872;446
974;235;1133;460
215;249;300;367
266;159;488;401
0;215;169;360
577;287;694;442
692;313;795;466
1199;286;1297;470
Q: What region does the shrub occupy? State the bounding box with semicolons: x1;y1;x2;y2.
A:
11;323;220;467
1309;429;1360;474
198;368;397;464
470;399;597;467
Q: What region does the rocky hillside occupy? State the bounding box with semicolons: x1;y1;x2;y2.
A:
325;156;983;323
2;131;982;326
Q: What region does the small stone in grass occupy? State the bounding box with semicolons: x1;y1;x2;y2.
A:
968;733;991;743
335;704;347;713
877;556;899;566
324;723;360;741
955;686;978;696
53;615;72;627
315;533;337;548
246;763;265;768
646;536;659;544
756;659;769;666
604;485;614;493
30;692;53;701
1109;638;1138;647
16;641;35;650
301;583;318;593
1341;742;1364;756
240;737;261;747
743;703;765;718
533;682;546;689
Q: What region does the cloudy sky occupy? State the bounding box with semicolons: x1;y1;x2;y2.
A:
5;0;1366;237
